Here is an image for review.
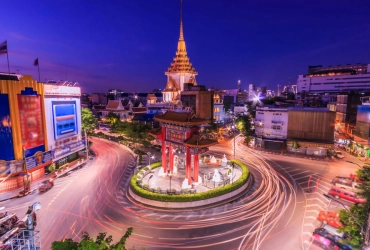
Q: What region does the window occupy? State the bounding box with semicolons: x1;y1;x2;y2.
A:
272;125;281;130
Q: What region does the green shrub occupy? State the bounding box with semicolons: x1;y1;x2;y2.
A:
130;160;250;202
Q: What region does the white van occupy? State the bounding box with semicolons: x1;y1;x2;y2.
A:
322;224;344;238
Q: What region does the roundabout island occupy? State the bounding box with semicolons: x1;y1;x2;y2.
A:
128;111;253;209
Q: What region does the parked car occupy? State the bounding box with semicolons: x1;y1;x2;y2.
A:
332;176;360;192
38;179;54;192
313;225;352;249
328;187;366;204
335;151;344;159
317;210;343;228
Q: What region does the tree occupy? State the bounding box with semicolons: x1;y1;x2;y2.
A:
338;165;370;247
81;108;97;134
51;228;133;250
236;115;253;144
105;112;120;125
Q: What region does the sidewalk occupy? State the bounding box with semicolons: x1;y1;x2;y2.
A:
0;157;94;202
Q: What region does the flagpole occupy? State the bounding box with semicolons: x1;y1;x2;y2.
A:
37;61;40;83
6;40;10;79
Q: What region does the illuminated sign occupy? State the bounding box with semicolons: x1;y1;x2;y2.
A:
44;85;81;96
25;151;52;170
52;101;78;140
0;94;14;160
18;95;45;149
52;140;86;160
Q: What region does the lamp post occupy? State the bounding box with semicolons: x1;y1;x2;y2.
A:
167;170;172;192
346;160;362;169
147;152;152;166
148;174;153;186
22;147;31;195
232;115;236;160
84;129;89;160
231;162;235;184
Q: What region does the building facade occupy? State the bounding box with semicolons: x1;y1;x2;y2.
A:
297;63;370;94
255;106;288;150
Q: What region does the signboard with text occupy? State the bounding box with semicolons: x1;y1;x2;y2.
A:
52;140;86;160
44;85;81;96
18;95;45;149
0;94;14;160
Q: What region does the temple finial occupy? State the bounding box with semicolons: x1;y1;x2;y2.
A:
179;0;184;41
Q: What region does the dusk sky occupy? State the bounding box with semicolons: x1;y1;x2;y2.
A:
1;0;369;94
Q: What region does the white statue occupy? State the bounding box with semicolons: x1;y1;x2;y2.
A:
221;154;228;166
212;169;221;182
210;155;217;163
158;167;166;177
182;178;192;189
193;176;202;186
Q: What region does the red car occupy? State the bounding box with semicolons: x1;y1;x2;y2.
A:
317;210;343;228
328;187;366;204
38;179;54;192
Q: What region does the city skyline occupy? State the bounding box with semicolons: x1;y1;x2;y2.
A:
0;0;369;94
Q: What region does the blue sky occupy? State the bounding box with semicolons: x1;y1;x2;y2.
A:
1;0;369;94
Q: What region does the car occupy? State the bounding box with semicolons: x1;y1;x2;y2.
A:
38;179;54;192
328;187;366;204
313;226;352;250
317;210;343;228
332;176;360;193
335;151;344;159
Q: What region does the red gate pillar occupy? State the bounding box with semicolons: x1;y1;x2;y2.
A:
161;127;167;172
193;153;199;182
169;145;174;172
186;147;191;185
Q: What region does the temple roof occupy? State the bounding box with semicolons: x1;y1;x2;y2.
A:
163;77;180;92
183;134;218;148
165;0;198;75
154;111;208;125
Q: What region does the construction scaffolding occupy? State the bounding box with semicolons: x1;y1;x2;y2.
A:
9;230;41;250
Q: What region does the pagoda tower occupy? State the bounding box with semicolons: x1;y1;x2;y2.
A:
163;0;198;103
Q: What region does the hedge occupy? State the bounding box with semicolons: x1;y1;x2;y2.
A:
130;159;250;202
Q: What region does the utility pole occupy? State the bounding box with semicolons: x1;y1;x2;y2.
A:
84;129;89;160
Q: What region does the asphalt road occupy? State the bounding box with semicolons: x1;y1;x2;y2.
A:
0;137;362;249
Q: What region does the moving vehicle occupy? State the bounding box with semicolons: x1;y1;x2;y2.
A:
38;179;54;192
317;210;343;228
332;176;360;192
335;151;344;159
0;213;18;236
328;187;366;204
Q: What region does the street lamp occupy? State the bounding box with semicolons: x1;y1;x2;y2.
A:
147;152;152;166
346;160;362;169
167;170;172;192
231;162;235;184
148;174;153;186
323;194;364;234
232;115;236;160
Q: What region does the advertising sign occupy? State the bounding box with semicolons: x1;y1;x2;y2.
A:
0;160;23;177
18;95;45;149
25;151;52;170
44;85;81;96
0;94;14;160
52;140;86;160
52;101;78;140
357;106;370;124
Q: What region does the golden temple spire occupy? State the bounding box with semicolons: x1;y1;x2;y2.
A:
177;0;186;52
179;0;184;41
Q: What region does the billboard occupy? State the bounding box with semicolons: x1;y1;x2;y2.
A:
25;150;52;170
0;160;23;177
52;140;86;160
0;94;14;160
44;85;81;96
52;101;78;140
17;95;45;149
357;106;370;124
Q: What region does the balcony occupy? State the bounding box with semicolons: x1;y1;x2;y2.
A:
271;121;283;125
